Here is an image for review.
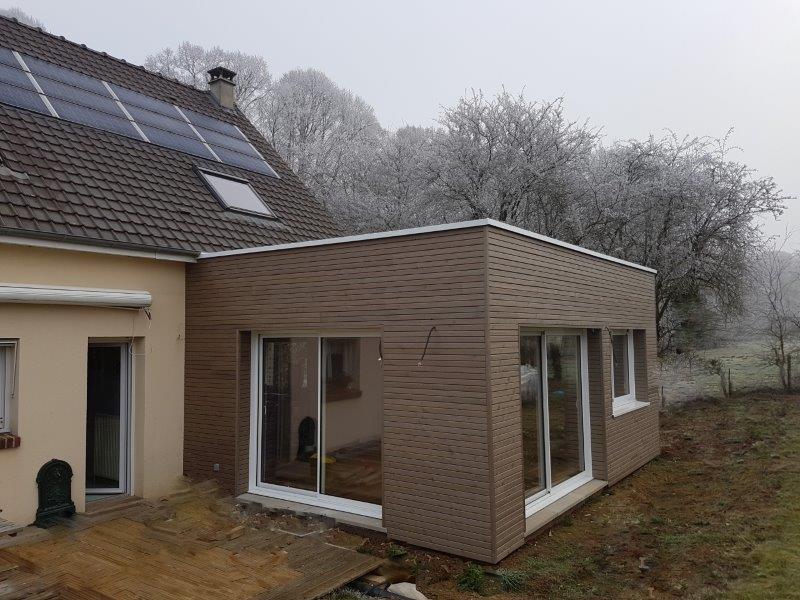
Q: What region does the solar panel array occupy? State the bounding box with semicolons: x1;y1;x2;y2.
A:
0;46;278;177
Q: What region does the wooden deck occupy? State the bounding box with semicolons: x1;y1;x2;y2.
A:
0;492;382;599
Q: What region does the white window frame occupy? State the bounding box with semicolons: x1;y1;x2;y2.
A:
610;329;648;417
521;328;593;519
0;340;18;434
249;331;383;520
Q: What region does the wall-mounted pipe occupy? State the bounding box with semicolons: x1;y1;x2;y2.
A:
0;283;152;308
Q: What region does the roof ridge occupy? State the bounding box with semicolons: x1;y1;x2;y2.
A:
0;14;216;104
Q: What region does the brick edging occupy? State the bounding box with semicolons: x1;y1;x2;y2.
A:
0;434;21;450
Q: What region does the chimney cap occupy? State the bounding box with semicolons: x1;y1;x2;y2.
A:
208;66;236;83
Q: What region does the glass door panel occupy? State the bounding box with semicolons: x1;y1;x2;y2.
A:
86;343;128;494
520;333;546;498
321;337;383;505
260;337;319;492
546;334;585;487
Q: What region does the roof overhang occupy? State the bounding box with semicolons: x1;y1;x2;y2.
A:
0;229;198;263
198;219;657;274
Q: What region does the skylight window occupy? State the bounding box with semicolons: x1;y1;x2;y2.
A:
199;170;274;217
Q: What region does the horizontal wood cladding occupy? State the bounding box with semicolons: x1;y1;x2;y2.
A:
485;228;659;561
185;228;494;561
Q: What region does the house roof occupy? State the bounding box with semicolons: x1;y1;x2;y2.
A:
0;16;340;256
200;218;657;274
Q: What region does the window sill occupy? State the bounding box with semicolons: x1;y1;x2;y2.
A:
0;433;21;450
612;399;650;418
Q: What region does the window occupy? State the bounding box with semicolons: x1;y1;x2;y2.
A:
610;330;647;416
0;341;17;433
199;169;275;217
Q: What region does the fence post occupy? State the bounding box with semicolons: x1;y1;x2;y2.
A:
727;368;732;397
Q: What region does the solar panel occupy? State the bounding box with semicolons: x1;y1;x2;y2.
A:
194;124;258;156
182;107;243;138
24;55;111;97
123;104;196;139
48;98;141;138
0;47;278;177
138;124;217;160
0;48;18;68
109;83;179;118
35;76;123;116
0;82;48;115
208;145;278;177
0;62;36;89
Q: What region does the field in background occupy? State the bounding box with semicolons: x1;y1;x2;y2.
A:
660;339;785;405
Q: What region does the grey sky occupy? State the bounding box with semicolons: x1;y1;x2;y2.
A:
11;0;800;247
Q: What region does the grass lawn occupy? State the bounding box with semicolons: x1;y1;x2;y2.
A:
661;340;787;404
357;393;800;599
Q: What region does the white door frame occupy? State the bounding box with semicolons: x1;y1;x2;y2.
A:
86;342;131;495
248;332;383;519
522;328;593;518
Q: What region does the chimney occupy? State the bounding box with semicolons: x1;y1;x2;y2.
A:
207;66;236;109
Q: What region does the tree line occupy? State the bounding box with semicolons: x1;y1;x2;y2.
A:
144;43;787;355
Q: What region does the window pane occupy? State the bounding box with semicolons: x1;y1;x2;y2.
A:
520;334;546;498
202;171;273;216
86;345;122;490
612;334;630;398
547;335;585;487
321;338;383;505
260;338;319;492
0;346;6;430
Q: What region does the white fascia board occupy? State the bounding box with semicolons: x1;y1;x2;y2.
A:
199;218;657;274
0;283;152;308
0;235;196;263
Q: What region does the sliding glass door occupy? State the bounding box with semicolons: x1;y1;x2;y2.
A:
256;334;383;516
520;329;590;511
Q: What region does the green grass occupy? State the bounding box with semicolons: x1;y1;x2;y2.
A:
494;568;527;592
726;405;800;599
386;542;407;559
457;563;486;593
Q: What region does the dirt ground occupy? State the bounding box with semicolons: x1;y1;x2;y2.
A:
346;393;800;599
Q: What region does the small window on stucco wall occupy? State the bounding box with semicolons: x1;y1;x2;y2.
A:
611;330;649;417
0;340;18;433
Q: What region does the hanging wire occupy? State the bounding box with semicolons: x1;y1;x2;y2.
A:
417;326;437;366
128;306;154;358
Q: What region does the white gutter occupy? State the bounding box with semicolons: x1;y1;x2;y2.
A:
199;218;657;274
0;283;152;308
0;235;197;263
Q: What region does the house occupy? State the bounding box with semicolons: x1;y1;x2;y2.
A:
0;16;659;564
0;16;337;527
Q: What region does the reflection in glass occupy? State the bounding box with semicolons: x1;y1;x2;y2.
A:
321;338;383;505
86;345;123;490
520;334;546;497
612;333;630;397
546;335;584;487
260;338;318;492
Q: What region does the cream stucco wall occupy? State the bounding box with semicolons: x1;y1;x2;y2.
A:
0;243;186;525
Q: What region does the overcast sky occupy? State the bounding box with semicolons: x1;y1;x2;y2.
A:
9;0;800;247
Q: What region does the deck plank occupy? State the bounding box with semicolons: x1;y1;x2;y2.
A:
0;495;382;600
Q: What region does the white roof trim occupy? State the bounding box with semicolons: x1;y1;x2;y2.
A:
199;219;656;274
0;235;196;263
0;283;152;308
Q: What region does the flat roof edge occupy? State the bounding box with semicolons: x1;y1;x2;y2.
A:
199;219;657;274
